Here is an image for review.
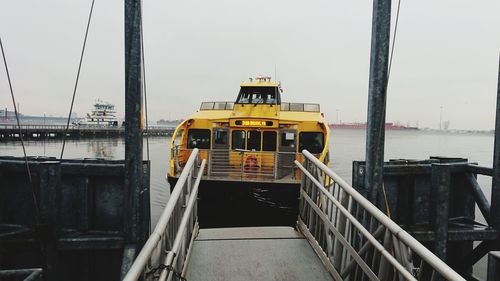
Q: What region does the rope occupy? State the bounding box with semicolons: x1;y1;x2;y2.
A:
60;0;96;159
146;264;186;281
387;0;402;79
372;0;403;153
0;35;40;221
140;0;150;161
381;182;391;218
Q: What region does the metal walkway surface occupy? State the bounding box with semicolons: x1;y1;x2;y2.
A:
185;227;333;281
122;149;466;281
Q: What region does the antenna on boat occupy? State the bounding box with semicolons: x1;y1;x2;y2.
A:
274;65;277;83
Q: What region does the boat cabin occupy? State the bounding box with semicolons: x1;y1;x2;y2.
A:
169;76;329;183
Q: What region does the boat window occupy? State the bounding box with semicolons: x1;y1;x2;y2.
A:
238;93;251;104
174;129;184;146
200;102;215;110
214;102;227;110
247;130;261;151
281;103;290;111
187;129;211;149
281;132;296;147
251;93;265;104
236;87;280;105
214;130;228;145
232;130;246;150
290;103;304;111
299;132;324;154
225;102;234;110
304;104;320;112
262;131;277;151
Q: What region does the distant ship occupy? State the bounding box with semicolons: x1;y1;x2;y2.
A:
75;100;120;127
329;122;418;130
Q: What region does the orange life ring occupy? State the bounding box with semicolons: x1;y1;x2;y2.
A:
244;155;259;171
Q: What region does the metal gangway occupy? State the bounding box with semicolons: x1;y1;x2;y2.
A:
122;148;465;281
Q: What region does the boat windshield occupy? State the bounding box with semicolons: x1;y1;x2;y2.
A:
236;87;280;105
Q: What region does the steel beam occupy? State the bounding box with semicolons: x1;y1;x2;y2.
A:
431;164;450;262
0;268;43;281
124;0;143;246
466;173;492;225
365;0;391;203
488;251;500;281
492;55;500;229
460;241;496;270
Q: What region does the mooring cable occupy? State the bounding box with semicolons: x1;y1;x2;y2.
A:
376;0;403;135
60;0;96;159
140;0;150;162
387;0;402;80
0;35;40;221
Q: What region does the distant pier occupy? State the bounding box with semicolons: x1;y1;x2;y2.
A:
0;124;174;141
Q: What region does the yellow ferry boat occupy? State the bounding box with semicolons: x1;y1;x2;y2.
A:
168;76;329;227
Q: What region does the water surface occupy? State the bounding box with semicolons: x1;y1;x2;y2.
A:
1;129;494;278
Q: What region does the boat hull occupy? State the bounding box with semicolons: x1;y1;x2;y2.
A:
167;175;300;228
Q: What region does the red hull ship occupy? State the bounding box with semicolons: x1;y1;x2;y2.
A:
329;122;418;130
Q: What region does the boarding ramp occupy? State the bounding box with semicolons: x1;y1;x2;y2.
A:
123;149;465;281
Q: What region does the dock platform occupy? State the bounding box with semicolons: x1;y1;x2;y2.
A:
0;124;174;140
186;227;332;281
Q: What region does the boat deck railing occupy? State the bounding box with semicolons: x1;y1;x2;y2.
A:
199;101;234;110
197;101;322;112
172;147;317;182
296;150;464;280
207;149;301;181
280;102;320;112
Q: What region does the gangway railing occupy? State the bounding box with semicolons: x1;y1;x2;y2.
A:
123;148;206;281
0;268;43;281
295;150;465;281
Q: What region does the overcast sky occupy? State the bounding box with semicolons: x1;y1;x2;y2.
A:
1;0;499;129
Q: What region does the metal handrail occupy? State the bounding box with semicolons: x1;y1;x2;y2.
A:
123;148;206;281
0;268;43;281
296;150;465;281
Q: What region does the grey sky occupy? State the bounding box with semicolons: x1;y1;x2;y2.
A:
1;0;499;129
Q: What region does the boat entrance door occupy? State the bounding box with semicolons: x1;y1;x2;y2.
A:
278;129;297;179
211;128;229;175
213;128;229;150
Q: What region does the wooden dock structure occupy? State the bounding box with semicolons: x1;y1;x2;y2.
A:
0;124;174;141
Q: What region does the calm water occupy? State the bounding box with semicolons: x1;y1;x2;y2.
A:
0;129;494;278
1;129;494;222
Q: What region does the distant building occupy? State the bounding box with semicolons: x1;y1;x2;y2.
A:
443;120;450;130
0;108;22;120
157;119;183;127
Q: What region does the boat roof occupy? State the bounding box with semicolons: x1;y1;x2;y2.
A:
187;108;326;123
239;81;279;87
240;75;279;88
